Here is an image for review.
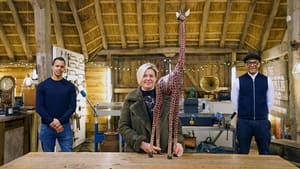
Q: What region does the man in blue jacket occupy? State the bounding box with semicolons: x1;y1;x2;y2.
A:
231;53;274;154
36;57;76;152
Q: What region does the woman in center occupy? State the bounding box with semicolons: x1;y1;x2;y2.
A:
119;63;184;157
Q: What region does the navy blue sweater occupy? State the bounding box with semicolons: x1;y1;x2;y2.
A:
238;73;268;120
36;78;77;125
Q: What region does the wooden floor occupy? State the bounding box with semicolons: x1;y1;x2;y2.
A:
72;138;95;152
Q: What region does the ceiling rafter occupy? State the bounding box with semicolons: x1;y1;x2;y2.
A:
95;0;107;50
51;0;64;48
7;0;33;61
115;0;127;48
0;23;14;61
97;47;248;56
220;0;232;47
68;0;88;60
199;0;211;47
136;0;144;48
159;0;165;47
258;0;281;51
0;0;288;63
282;29;288;42
240;0;256;48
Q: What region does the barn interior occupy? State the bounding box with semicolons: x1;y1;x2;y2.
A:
0;0;300;168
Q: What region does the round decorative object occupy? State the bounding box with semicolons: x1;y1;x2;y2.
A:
0;76;15;91
200;76;219;93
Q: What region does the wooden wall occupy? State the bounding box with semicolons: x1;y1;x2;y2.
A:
112;54;232;100
0;66;34;97
85;64;109;138
0;65;107;139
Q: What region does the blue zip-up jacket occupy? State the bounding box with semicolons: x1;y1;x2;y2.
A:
238;73;268;120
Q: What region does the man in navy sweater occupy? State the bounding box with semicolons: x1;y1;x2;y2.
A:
36;57;76;152
231;53;274;154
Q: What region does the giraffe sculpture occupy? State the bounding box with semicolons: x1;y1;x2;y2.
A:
149;9;190;159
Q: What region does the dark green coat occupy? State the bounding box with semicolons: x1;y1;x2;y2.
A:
118;87;184;153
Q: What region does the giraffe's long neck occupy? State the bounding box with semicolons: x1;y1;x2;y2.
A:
174;20;186;74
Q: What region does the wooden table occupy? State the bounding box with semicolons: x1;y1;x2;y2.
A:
0;152;297;169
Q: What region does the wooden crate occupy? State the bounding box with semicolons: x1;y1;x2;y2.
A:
23;88;36;107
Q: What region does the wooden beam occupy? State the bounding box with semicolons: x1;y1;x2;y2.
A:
68;0;89;60
7;0;33;62
30;0;52;81
262;42;288;61
97;47;248;56
136;0;144;48
240;0;256;48
220;0;232;47
199;0;211;47
258;0;281;51
115;0;127;48
114;88;135;94
95;0;107;49
288;0;300;140
282;29;288;43
51;0;64;48
106;53;112;67
180;0;185;9
159;0;165;47
0;23;14;61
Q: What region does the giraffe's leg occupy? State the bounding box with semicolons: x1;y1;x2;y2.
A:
149;85;162;157
167;94;175;159
148;112;156;158
172;93;180;157
155;86;163;154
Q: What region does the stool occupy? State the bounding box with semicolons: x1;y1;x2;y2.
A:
94;122;105;152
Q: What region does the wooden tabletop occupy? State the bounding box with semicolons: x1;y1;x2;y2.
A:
0;152;297;169
0;113;26;122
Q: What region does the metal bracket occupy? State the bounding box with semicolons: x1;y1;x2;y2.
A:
290;40;300;50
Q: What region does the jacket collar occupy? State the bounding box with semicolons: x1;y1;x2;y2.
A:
127;87;152;133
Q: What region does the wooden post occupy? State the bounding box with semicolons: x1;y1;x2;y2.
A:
29;0;52;151
30;0;52;82
287;0;300;140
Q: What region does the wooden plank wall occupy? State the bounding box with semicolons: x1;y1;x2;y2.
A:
112;54;231;100
85;65;108;138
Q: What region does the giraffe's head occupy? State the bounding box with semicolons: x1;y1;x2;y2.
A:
176;9;190;21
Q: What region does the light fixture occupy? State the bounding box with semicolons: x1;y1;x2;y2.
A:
31;69;38;80
23;74;33;87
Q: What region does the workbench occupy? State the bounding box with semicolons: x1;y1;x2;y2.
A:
0;112;33;165
0;152;297;169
